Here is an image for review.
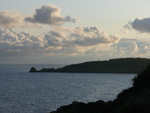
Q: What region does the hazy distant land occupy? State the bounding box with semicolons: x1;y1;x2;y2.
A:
30;58;150;73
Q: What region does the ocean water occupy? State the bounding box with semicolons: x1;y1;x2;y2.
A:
0;64;136;113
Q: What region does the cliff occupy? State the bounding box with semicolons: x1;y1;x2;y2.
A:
50;64;150;113
30;58;150;73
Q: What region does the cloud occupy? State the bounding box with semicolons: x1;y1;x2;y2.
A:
82;38;150;59
25;4;76;25
45;26;120;47
0;28;46;56
0;11;24;28
0;4;76;28
121;24;131;34
131;18;150;33
1;27;150;63
113;39;138;55
0;26;120;57
67;26;120;46
112;38;150;57
124;18;150;33
123;24;131;31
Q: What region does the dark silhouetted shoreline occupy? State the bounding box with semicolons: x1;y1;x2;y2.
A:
30;58;150;73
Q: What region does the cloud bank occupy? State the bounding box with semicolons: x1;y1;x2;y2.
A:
1;26;150;60
0;27;120;56
0;26;150;63
1;4;150;63
25;4;76;25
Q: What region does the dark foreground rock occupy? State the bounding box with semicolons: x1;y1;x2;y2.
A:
50;65;150;113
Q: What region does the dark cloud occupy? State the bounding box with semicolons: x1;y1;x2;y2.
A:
125;18;150;33
25;4;76;25
131;18;150;33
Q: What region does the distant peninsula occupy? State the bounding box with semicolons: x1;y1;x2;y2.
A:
29;58;150;73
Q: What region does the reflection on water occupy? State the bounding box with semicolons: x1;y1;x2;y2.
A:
0;64;136;113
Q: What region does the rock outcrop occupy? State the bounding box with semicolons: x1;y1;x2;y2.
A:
29;67;37;72
50;65;150;113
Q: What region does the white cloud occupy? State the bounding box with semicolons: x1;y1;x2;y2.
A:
1;26;150;61
81;38;150;58
0;4;76;28
0;11;24;28
48;26;120;47
0;28;46;56
25;4;76;25
0;26;120;57
112;38;150;57
113;39;138;55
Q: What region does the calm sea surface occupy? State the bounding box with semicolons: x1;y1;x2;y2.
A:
0;64;136;113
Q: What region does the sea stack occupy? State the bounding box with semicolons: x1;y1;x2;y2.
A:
29;67;37;72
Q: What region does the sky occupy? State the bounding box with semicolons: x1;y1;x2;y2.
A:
0;0;150;64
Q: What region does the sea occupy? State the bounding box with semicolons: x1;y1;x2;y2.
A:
0;64;136;113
